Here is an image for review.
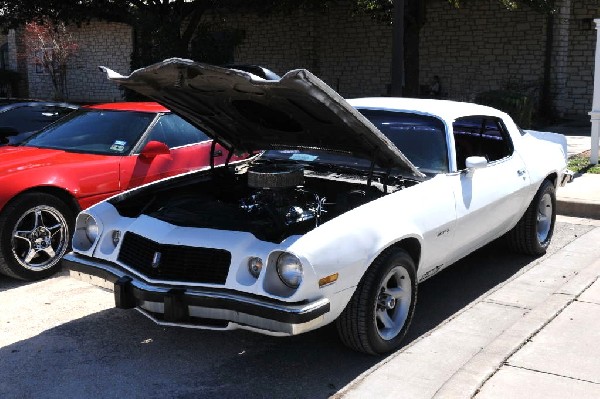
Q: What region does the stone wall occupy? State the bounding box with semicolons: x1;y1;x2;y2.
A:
562;1;598;115
217;3;394;98
13;1;600;115
26;21;132;102
223;0;597;117
7;28;30;97
420;0;547;103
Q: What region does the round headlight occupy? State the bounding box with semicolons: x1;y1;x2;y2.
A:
276;253;303;288
248;257;263;278
84;215;99;242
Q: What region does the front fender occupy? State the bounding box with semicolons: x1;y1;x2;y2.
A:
288;190;426;294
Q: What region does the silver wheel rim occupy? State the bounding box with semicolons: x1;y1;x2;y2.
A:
537;193;553;244
374;265;412;341
11;205;69;271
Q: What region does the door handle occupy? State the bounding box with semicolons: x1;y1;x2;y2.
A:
214;150;223;156
517;169;526;177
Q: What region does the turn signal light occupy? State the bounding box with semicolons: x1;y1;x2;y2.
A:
319;273;339;287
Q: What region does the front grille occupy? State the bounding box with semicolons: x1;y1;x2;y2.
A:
117;232;231;284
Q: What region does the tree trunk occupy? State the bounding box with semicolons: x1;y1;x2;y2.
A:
403;0;426;97
390;0;404;96
403;21;420;97
540;14;554;119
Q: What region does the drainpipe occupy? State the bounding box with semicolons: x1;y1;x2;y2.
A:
590;19;600;164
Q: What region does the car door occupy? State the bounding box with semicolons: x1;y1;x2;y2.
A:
448;116;531;258
119;113;228;190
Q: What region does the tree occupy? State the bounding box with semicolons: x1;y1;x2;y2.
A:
0;0;326;70
22;18;79;100
356;0;556;96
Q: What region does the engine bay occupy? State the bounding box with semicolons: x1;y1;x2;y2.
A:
115;162;418;243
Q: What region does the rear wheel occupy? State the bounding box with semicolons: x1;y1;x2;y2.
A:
0;192;74;280
508;179;556;256
336;248;417;355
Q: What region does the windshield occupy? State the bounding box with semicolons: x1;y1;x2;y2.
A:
262;110;448;175
22;109;157;155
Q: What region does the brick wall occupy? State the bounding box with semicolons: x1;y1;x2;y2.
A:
26;21;132;102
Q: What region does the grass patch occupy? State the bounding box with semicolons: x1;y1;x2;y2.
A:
568;150;600;174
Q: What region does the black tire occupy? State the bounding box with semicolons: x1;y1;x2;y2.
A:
508;179;556;256
0;192;74;280
336;248;417;355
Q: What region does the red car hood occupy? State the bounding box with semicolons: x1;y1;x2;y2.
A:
0;146;108;174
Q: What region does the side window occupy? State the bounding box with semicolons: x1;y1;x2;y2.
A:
0;105;73;133
145;114;209;148
453;116;513;169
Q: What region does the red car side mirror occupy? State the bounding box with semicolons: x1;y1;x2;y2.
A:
139;140;170;160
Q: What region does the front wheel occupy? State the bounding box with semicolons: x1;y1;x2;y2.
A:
336;248;417;355
0;192;74;280
508;179;556;256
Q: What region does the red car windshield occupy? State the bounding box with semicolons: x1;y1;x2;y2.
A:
22;109;157;155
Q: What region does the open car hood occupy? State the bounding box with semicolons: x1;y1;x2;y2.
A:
101;58;423;177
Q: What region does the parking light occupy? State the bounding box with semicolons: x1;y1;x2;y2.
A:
248;257;263;278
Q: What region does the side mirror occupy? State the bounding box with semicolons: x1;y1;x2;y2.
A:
139;140;170;160
465;156;487;171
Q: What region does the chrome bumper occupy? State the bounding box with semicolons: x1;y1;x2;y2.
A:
560;169;574;186
63;253;330;335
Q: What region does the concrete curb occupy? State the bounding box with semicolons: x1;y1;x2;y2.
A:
557;198;600;220
556;173;600;220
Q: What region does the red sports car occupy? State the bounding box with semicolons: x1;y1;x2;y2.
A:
0;102;238;281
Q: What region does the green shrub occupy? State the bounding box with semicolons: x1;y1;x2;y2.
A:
475;90;533;128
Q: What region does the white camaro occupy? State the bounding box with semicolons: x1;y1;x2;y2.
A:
65;59;569;354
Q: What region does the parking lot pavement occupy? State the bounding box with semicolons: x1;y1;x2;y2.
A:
337;221;600;399
0;219;597;399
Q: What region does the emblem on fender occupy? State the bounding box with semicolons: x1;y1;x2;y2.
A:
151;252;162;269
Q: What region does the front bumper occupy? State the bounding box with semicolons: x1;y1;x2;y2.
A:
63;253;330;336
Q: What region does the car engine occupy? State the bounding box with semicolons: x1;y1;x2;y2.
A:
240;164;326;233
119;161;409;243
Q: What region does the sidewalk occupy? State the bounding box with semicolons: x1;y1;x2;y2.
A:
336;223;600;399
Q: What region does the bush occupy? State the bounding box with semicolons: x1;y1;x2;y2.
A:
475;90;533;128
